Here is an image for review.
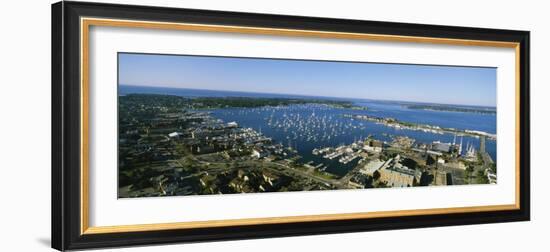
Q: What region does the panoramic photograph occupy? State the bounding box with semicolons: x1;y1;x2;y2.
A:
117;53;497;198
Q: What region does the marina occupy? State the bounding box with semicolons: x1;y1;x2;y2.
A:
208;101;496;176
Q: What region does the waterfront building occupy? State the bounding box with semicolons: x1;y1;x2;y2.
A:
363;139;383;153
432;141;451;153
360;159;387;176
378;155;421;187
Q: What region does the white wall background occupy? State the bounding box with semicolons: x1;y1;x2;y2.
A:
0;0;546;251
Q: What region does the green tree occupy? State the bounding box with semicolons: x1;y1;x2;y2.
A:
476;170;489;184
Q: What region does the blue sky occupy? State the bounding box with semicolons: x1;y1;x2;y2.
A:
119;53;496;107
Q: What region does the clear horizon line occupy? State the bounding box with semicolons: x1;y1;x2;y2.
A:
119;83;497;108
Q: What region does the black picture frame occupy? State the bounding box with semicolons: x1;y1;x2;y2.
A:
52;1;530;251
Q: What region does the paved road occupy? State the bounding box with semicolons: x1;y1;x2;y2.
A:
267;161;349;189
191;156;350;189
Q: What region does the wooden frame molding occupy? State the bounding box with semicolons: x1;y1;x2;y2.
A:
79;17;522;235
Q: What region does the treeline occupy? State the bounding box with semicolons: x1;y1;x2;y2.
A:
191;96;354;109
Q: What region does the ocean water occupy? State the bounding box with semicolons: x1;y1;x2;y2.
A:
120;85;497;176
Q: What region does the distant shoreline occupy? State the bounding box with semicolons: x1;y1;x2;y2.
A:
404;104;496;115
119;84;496;110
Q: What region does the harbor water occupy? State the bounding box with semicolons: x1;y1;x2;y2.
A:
120;85;497;177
